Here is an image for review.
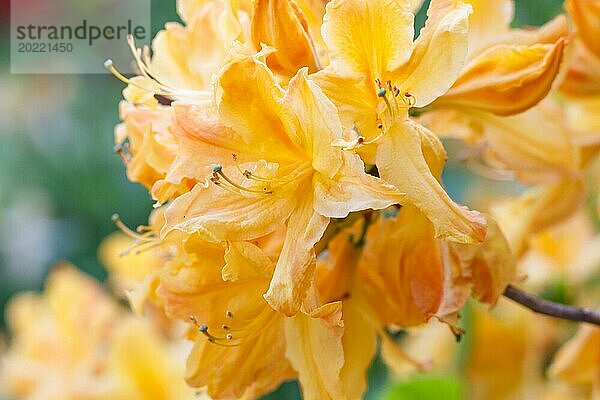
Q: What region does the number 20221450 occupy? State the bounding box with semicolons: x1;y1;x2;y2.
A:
17;42;73;53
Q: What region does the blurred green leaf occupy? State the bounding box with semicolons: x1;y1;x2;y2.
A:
380;375;463;400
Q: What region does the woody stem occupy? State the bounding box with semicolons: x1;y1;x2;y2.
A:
503;284;600;326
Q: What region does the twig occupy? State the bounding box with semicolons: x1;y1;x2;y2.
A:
503;284;600;326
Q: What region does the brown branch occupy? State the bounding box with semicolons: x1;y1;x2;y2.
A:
503;284;600;326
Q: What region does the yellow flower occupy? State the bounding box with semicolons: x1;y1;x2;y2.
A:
557;0;600;144
549;324;600;399
309;207;515;399
312;0;487;244
162;47;402;315
151;0;249;91
432;0;567;115
251;0;321;77
157;235;347;400
0;264;197;400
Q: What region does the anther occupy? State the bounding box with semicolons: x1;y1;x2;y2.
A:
377;88;387;97
213;165;223;173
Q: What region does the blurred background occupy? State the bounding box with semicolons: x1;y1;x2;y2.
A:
0;0;572;399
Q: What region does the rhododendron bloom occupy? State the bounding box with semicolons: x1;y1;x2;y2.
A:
313;0;487;244
162;48;403;315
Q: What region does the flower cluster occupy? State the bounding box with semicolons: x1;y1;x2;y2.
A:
0;264;199;400
100;0;600;398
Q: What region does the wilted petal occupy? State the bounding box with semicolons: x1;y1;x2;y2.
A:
358;206;446;326
450;217;516;305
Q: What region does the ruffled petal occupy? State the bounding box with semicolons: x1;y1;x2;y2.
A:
283;68;343;177
393;0;472;107
251;0;319;76
284;302;345;400
375;120;487;243
264;191;330;315
313;152;403;218
162;179;295;242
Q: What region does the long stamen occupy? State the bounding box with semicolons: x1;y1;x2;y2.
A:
111;214;154;242
104;59;178;98
211;165;273;194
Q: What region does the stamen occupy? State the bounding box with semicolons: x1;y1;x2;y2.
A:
210;165;273;195
230;154;291;185
111;214;154;242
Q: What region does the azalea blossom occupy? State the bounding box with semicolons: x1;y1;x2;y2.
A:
161;47;403;315
313;0;487;244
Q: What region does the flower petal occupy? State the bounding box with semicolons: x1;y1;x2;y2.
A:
251;0;319;76
566;0;600;61
313;152;403;218
438;40;566;115
449;217;517;305
216;48;304;158
321;0;414;78
186;316;292;399
284;302;345;400
464;0;513;56
549;325;600;385
376;120;487;243
393;0;472;107
283;68;343;177
264;191;330;315
162;179;295;242
358;206;446;326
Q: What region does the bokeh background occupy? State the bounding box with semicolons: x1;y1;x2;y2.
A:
0;0;569;399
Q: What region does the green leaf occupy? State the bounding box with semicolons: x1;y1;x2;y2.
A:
380;375;463;400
